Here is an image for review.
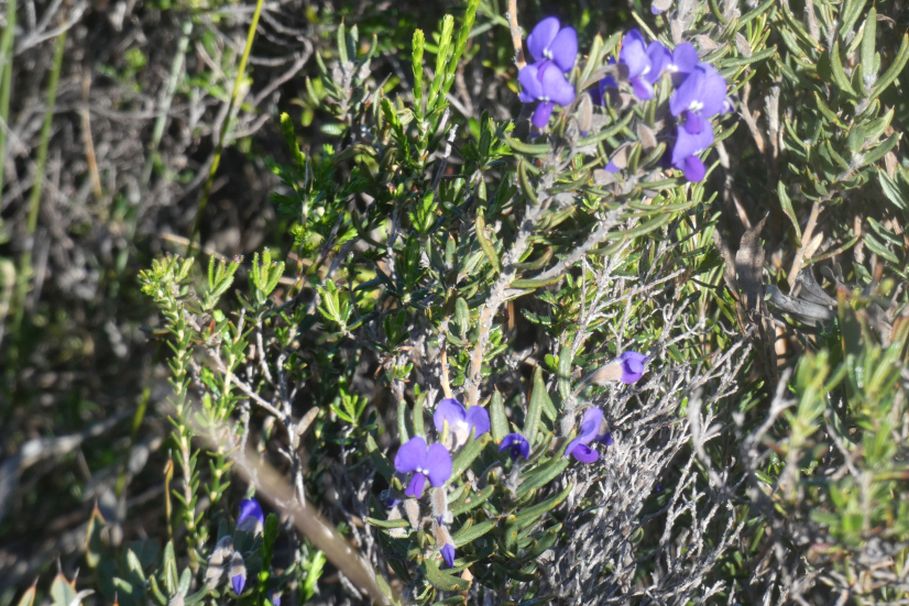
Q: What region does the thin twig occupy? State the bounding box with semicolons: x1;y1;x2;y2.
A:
506;0;526;69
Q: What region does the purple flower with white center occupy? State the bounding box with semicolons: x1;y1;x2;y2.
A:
564;407;613;464
229;552;246;595
618;351;648;384
667;42;700;83
499;432;530;460
618;30;671;100
518;61;576;128
440;543;456;568
433;398;490;449
671;121;714;182
237;498;264;535
670;62;729;134
526;17;578;73
394;436;452;498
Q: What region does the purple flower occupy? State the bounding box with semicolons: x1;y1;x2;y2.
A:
618;351;648;384
394;436;453;498
270;593;282;606
526;17;578;72
671;122;714;182
499;432;530;460
667;42;700;83
440;543;456;568
564;407;613;464
229;552;246;595
618;30;670;100
518;61;576;128
237;498;264;535
670;63;729;134
433;398;490;449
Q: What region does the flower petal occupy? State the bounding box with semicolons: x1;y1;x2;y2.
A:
550;26;578;72
237;498;264;534
577;407;606;443
394;436;427;474
518;63;543;101
539;63;575;106
671;42;699;76
646;41;671;84
527;17;560;63
499;432;530;460
620;30;650;80
465;406;490;437
425;443;453;487
672;122;714;166
440;543;456;568
682;155;707;182
532;101;555;128
698;64;728;118
433;398;467;435
229;552;246;595
619;351;648;384
568;442;600;464
406;472;428;498
631;77;654;100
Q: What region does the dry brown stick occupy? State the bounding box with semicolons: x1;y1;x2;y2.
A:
507;0;526;69
80;72;103;201
193;421;397;605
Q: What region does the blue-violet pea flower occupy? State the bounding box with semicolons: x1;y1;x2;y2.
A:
670;62;729;134
618;351;648;384
667;42;700;84
440;543;456;568
564;407;613;464
526;17;578;73
433;397;490;449
394;436;453;498
518;61;576;128
671;122;714;182
237;498;264;535
270;593;282;606
499;432;530;460
618;30;670;100
229;552;246;595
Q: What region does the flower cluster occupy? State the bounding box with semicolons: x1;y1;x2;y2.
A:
393;397;491;567
517;17;578;129
605;29;731;182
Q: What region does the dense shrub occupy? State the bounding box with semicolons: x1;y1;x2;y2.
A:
2;0;908;604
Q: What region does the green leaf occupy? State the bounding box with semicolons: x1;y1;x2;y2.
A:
860;6;877;90
523;367;547;446
425;558;470;592
452;518;497;546
513;484;572;530
829;41;857;96
869;34;909;101
517;456;570;499
489;389;508;443
860;132;899;167
49;574;80;606
162;541;178;595
412;29;425;115
450;484;495;516
777;182;801;239
366;516;410;529
878;170;907;210
451;434;489;477
16;584;37;606
475;209;500;274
